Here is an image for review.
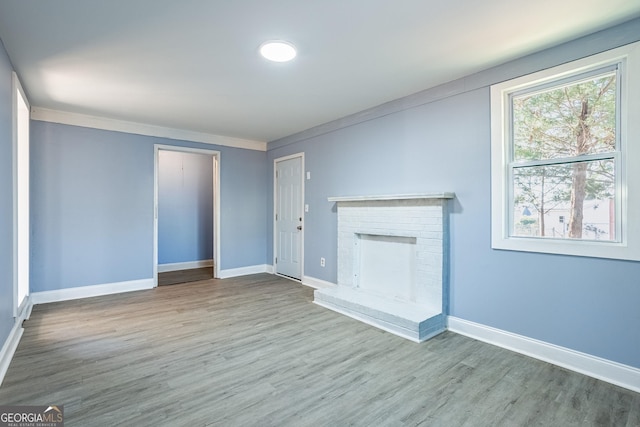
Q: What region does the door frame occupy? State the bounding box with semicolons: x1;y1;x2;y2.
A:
153;144;221;286
273;152;305;280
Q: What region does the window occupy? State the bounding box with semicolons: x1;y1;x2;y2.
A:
491;41;640;261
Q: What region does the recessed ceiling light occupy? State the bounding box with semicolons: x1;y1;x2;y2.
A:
259;40;297;62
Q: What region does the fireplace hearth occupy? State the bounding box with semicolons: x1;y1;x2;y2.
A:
314;193;454;342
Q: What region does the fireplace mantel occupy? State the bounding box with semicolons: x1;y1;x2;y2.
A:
328;192;454;202
315;192;454;342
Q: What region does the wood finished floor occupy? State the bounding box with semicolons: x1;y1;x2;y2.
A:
1;274;638;426
158;267;214;286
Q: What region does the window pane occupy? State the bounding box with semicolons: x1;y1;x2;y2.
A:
512;159;615;241
512;72;617;161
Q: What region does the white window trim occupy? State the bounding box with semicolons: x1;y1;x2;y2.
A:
491;41;640;261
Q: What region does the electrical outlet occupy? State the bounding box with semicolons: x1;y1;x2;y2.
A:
320;257;325;267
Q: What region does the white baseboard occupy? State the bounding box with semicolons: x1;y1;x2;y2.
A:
31;278;155;304
302;275;336;289
218;264;270;279
448;316;640;393
0;296;33;387
0;324;23;387
158;259;213;273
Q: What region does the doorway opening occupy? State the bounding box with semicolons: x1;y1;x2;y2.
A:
273;153;304;281
154;145;220;287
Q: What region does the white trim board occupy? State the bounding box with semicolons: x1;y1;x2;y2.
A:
327;192;454;202
0;324;23;387
448;316;640;393
301;275;336;290
31;107;266;152
218;264;271;279
31;278;154;304
158;259;213;273
0;296;33;386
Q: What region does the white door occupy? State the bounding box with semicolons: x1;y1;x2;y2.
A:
275;156;303;280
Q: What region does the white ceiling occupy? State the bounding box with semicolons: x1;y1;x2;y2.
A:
1;1;639;143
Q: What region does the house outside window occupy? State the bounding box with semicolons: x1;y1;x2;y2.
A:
490;41;640;261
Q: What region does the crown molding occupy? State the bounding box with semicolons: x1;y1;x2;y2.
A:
31;107;267;151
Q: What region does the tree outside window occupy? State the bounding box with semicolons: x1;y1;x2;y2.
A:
510;70;617;241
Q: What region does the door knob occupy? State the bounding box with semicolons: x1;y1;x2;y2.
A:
297;226;302;230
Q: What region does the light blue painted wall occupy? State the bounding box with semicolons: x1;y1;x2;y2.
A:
0;40;14;347
158;150;213;265
30;124;154;290
267;19;640;368
30;121;267;292
219;146;268;268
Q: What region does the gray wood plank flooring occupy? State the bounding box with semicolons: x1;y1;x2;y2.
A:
158;267;213;286
1;274;638;426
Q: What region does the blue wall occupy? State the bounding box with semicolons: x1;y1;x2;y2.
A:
267;19;640;368
0;40;14;348
158;150;213;265
30;121;267;292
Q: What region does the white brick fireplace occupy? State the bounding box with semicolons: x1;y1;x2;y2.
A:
314;193;454;342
